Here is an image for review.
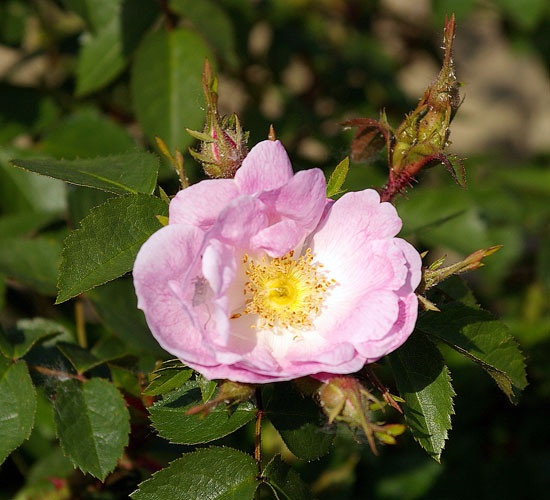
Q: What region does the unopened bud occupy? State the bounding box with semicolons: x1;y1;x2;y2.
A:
187;59;249;178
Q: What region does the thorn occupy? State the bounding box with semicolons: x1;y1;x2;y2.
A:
268;124;276;141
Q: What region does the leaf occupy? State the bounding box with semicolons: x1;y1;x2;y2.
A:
0;359;37;465
131;27;213;150
11;151;159;195
39;109;136;158
150;383;256;445
149;381;256;445
0;211;59;238
326;157;349;198
0;237;62;296
56;342;103;374
53;377;130;480
266;383;333;461
0;147;67;216
170;0;238;68
87;277;167;356
418;301;528;404
262;455;313;500
56;194;167;303
388;332;455;461
143;365;193;396
0;318;68;359
130;446;258;500
75;0;159;96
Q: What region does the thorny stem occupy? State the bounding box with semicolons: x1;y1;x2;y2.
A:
31;365;86;382
254;387;264;476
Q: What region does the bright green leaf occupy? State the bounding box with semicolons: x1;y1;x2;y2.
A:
262;455;313;500
0;237;62;296
53;377;130;480
149;381;256;445
266;383;333;461
326;157;349;198
130;446;258;500
56;194;167;303
131;28;213;150
418;302;528;404
388;332;455;462
11;152;159;195
0;359;37;464
143;365;193;396
0;318;68;359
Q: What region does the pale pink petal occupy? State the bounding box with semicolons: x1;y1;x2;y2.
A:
133;225;218;366
169;179;239;230
235;140;293;194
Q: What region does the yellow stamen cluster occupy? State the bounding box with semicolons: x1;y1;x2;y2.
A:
241;249;334;330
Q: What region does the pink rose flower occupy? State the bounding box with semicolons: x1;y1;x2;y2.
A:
133;140;421;383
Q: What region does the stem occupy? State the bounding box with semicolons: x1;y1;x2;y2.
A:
254;387;264;476
75;299;87;348
31;365;86;382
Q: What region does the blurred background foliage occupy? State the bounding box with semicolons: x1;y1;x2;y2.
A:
0;0;548;498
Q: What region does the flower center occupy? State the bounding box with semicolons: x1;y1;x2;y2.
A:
241;249;334;330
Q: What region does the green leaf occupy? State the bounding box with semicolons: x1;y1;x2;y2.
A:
0;318;68;359
418;302;528;404
0;359;37;464
56;342;103;374
11;151;159;195
170;0;238;68
0;211;59;238
87;277;167;356
149;381;256;445
39;109;136;158
262;455;313;500
143;364;193;396
0;149;67;215
76;0;159;96
388;332;455;461
326;157;349;198
131;27;213;150
266;383;333;461
0;237;62;296
131;446;258;500
56;194;167;303
53;377;130;480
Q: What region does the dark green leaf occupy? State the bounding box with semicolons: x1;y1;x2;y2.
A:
11;152;159;195
0;359;37;464
39;109;136;158
326;157;349;198
0;237;62;296
130;446;258;500
418;302;528;404
56;342;103;374
131;28;213;150
76;0;159;96
56;194;167;303
149;381;256;445
0;318;68;359
262;455;312;500
388;332;455;461
53;377;130;480
170;0;238;68
266;383;333;461
87;277;167;356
